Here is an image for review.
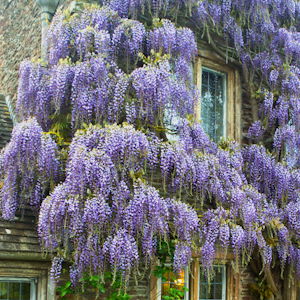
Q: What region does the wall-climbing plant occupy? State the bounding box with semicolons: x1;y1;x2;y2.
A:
0;0;299;298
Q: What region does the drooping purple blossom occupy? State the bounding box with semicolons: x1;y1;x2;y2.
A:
247;120;265;140
50;257;64;282
17;61;52;129
173;243;192;272
112;19;146;60
10;0;300;287
103;229;139;274
0;118;59;220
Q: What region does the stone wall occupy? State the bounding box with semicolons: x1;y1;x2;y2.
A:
0;0;41;101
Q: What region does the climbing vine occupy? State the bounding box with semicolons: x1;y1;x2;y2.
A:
0;0;299;298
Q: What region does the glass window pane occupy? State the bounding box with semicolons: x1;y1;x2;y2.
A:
200;283;208;299
0;280;33;300
201;68;226;142
199;266;225;300
0;282;8;299
213;283;223;299
21;282;31;300
8;282;20;300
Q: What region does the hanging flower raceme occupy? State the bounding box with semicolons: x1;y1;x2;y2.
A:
178;120;217;153
0;118;60;220
168;199;199;242
47;6;120;65
124;182;169;236
247;120;265;140
69;124;150;174
200;208;225;269
17;61;52;129
47;13;74;66
37;124;201;284
50;61;75;114
10;0;300;291
103;228;139;279
105;0;197;18
149;19;197;63
285;199;300;239
105;0;130;17
173;243;192;272
160;142;195;194
160;136;246;204
112;19;146;62
242;145;300;203
200;207;252;270
131;60;195;124
70;56;118;128
273;125;300;168
149;19;177;55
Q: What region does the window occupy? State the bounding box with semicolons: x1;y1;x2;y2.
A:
0;278;36;300
163;54;241;143
195;51;241;143
157;268;189;300
200;68;227;142
199;266;226;300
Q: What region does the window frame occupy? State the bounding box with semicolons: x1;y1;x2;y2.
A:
200;66;228;142
150;254;240;300
163;50;241;143
0;260;55;300
194;51;241;143
198;265;226;300
0;277;37;300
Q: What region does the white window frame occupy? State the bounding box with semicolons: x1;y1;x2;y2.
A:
157;266;189;300
198;265;226;300
200;67;227;142
0;277;37;300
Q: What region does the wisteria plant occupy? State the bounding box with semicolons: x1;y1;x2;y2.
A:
0;0;300;298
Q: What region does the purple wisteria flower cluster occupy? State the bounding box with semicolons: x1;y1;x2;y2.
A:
38;124;199;284
1;0;300;292
0;118;59;220
16;5;197;131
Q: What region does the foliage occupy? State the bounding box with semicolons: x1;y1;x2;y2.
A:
56;272;131;299
0;0;299;297
162;287;187;300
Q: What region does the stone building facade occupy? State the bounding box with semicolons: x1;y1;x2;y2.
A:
0;1;298;300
